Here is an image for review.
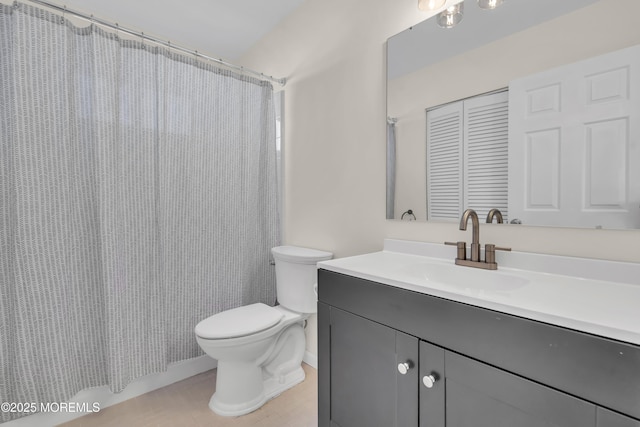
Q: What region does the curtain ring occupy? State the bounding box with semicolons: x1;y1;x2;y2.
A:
60;5;65;24
141;32;145;50
13;1;19;10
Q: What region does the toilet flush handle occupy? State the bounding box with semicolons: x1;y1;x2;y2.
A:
313;283;318;297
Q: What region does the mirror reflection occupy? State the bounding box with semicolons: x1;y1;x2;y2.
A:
386;0;640;228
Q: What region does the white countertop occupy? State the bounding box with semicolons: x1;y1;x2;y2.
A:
318;239;640;346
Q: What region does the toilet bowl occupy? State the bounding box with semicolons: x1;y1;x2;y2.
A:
195;246;333;416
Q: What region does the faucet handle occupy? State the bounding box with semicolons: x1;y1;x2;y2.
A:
445;241;467;260
484;244;511;264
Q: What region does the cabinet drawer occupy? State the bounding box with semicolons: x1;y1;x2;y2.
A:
319;269;640;419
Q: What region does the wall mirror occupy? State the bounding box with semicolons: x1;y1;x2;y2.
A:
386;0;640;229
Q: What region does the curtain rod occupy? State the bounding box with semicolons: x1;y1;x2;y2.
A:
23;0;287;86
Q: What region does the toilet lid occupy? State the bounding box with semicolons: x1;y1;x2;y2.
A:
195;303;284;339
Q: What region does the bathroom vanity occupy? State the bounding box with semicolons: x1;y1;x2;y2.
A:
317;240;640;427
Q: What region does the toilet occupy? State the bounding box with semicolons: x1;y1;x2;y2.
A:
195;245;333;416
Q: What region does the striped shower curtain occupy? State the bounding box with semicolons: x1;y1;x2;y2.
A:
386;119;396;219
0;3;279;422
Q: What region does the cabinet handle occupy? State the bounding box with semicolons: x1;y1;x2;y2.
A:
422;374;437;388
397;362;412;375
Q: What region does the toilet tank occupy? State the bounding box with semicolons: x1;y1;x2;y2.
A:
271;246;333;314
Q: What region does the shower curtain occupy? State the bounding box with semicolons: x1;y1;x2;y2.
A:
0;3;279;422
386;120;396;219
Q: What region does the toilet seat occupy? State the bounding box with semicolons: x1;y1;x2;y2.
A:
195;303;284;339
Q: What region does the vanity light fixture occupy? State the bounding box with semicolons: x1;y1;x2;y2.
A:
418;0;447;10
437;3;464;28
477;0;504;10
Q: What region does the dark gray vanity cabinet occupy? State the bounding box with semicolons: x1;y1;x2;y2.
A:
325;307;419;427
318;269;640;427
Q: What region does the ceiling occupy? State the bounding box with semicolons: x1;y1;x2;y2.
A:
41;0;306;61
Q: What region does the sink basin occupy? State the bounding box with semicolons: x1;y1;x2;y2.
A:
401;262;529;293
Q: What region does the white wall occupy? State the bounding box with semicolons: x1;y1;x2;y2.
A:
241;0;640;359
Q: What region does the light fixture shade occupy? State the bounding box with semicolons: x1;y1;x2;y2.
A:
477;0;504;9
418;0;447;11
437;3;464;28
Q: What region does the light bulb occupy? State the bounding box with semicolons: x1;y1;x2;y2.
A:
418;0;447;11
477;0;504;10
436;3;463;28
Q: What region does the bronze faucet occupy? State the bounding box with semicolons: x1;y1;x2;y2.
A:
486;208;503;224
445;208;511;270
459;209;480;262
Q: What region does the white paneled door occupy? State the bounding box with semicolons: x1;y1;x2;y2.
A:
509;44;640;228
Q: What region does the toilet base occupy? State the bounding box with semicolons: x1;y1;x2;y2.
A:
206;321;307;417
209;365;305;416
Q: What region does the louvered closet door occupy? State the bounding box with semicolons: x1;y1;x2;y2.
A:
426;102;464;221
464;91;509;221
426;92;508;221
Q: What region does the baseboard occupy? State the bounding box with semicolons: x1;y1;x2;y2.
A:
4;356;217;427
303;350;317;369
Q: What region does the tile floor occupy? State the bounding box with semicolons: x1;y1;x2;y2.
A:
59;364;317;427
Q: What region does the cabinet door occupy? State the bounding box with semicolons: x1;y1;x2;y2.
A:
325;307;418;427
419;341;445;427
444;351;596;427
